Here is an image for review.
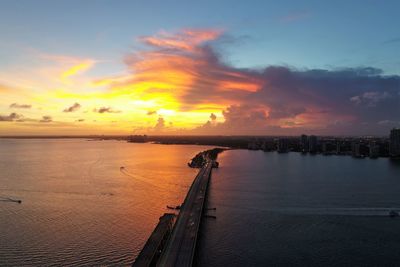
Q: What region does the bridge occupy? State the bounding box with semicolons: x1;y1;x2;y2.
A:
133;159;214;267
158;161;213;266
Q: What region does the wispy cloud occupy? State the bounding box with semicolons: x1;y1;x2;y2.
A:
39;115;52;123
60;60;95;83
63;102;81;112
279;11;310;23
37;53;97;85
0;84;12;92
350;91;391;107
382;37;400;45
147;110;157;115
10;103;32;109
0;113;23;122
93;107;121;114
0;83;22;94
139;29;223;52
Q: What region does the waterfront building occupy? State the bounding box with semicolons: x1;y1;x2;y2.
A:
336;141;341;154
301;134;309;153
278;138;289;153
369;142;380;158
309;135;318;153
322;142;326;152
248;140;260;150
129;135;148;143
261;140;275;152
352;141;362;157
389;128;400;158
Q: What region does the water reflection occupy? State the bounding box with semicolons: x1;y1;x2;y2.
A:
389;158;400;169
0;139;212;266
198;150;400;267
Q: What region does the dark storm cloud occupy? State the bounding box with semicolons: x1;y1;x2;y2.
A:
191;65;400;135
255;66;400;124
119;29;400;135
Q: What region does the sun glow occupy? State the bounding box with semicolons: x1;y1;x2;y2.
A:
0;28;330;136
60;60;95;83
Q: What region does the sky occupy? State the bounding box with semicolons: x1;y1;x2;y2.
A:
0;0;399;136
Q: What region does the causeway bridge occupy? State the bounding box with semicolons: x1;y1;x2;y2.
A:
133;159;214;267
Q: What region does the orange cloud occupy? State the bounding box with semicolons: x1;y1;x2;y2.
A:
0;83;19;93
60;60;95;83
111;29;264;112
2;29;398;136
140;29;222;52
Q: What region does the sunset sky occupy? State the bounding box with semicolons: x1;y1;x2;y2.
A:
0;0;399;135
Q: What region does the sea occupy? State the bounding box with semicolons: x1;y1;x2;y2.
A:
1;139;400;266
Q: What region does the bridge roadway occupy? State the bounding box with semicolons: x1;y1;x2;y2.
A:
158;161;213;267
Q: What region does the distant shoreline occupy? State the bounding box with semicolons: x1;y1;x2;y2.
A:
0;134;390;139
0;135;127;139
1;135;398;160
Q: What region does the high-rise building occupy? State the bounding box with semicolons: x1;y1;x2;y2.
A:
389;128;400;158
309;135;318;153
301;134;309;153
369;141;380;158
336;141;341;154
248;140;260;150
352;141;361;157
322;142;328;153
278;138;289;153
261;140;275;152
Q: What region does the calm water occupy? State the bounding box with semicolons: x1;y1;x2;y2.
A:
1;140;400;266
198;150;400;267
0;139;212;266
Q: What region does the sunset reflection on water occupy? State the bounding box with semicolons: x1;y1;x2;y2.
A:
0;139;211;266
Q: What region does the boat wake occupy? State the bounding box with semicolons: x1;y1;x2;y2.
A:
220;203;400;217
274;207;400;217
0;196;22;203
119;166;167;191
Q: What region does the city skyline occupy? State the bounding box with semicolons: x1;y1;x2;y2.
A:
1;1;399;135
